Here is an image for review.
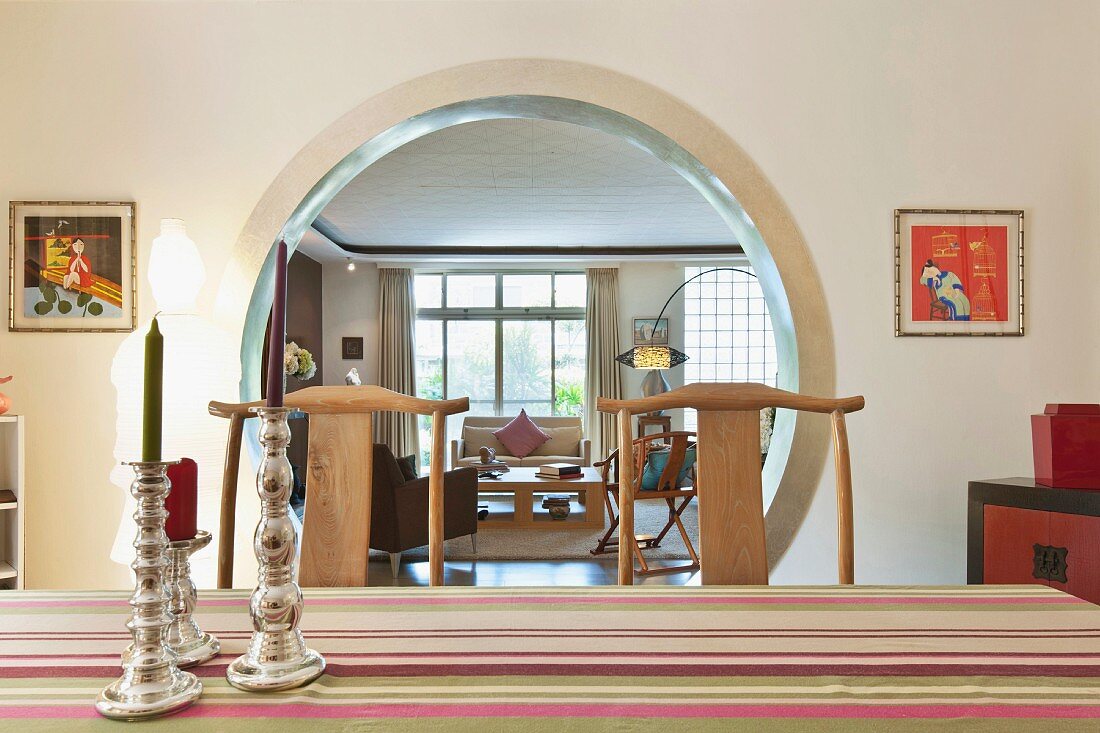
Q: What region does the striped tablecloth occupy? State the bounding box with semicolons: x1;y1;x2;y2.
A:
1;585;1099;730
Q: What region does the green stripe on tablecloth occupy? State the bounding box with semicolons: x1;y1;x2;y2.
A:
0;585;1067;600
2;674;1098;703
7;718;1100;733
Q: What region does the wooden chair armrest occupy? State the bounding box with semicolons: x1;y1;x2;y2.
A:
594;449;619;484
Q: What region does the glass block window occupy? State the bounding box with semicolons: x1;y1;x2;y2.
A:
682;265;777;430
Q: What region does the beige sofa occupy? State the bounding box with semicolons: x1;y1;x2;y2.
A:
450;415;591;469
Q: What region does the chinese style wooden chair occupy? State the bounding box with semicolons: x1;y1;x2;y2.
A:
209;385;468;588
927;283;952;320
597;382;864;586
590;431;699;576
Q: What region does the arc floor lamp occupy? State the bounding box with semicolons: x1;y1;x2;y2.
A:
615;267;759;406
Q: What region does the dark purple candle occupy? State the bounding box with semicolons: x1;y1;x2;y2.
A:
266;240;287;407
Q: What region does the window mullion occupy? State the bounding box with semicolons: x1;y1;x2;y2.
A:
550;318;557;416
494;318;503;415
441;319;449;399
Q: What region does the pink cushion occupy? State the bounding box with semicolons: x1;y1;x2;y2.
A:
492;410;551;459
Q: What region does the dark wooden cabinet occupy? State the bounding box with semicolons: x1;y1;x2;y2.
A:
969;478;1100;604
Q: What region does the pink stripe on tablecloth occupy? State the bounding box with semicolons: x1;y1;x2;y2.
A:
3;650;1099;661
266;630;1100;638
4;662;1100;679
0;594;1081;609
2;702;1099;720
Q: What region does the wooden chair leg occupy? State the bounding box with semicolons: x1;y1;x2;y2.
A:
636;497;700;577
632;534;648;575
651;497;679;546
217;412;243;590
590;488;620;556
672;500;700;568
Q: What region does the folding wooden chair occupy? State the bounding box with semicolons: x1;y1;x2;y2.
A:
598;382;864;586
590;431;699;575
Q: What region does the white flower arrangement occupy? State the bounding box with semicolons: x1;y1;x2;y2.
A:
283;341;317;381
760;406;775;456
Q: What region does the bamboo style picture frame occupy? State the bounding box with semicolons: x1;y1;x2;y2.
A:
9;201;137;332
895;208;1024;337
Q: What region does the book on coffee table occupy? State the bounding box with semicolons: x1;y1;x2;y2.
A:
535;472;583;480
538;462;581;476
474;462;510;472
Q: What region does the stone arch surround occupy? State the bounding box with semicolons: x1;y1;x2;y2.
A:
214;59;836;568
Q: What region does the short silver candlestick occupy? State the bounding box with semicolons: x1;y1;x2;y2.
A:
96;461;203;720
166;530;221;668
226;407;325;691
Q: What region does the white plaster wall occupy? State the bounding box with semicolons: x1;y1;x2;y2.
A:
321;262;380;386
0;1;1096;588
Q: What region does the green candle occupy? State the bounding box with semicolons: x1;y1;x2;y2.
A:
141;316;163;462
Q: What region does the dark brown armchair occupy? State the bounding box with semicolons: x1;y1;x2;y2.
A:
367;444;479;577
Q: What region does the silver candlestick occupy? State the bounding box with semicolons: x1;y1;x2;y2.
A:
96;461;203;720
166;530;221;668
226;407;325;691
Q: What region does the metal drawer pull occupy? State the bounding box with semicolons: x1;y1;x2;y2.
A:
1032;544;1069;583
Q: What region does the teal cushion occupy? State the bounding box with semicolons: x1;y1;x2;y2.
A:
640;447;696;490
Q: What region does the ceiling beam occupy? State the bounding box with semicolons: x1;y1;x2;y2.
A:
336;242;744;257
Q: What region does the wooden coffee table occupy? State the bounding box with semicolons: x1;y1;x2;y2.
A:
476;466;603;530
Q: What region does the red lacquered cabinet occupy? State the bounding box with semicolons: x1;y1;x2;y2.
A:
970;478;1100;604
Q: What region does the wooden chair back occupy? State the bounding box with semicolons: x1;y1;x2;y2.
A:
601;431;697;494
209;386;468;588
597;383;864;586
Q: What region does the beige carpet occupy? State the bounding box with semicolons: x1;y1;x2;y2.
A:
374;500;698;561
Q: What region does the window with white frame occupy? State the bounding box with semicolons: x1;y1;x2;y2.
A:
413;271;587;467
682;265;777;430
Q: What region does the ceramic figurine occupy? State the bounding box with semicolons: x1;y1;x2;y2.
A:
479;446;496;464
345;368;362;386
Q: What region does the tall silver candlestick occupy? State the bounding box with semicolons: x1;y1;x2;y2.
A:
96;461;203;720
226;407;325;691
166;530;220;668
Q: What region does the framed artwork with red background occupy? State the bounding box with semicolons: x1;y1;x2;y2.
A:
895;209;1024;336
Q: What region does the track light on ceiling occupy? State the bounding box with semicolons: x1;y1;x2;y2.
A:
346;258;356;272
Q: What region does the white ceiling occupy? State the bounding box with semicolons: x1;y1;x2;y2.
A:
313;118;736;248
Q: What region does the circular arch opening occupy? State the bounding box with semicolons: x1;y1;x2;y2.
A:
217;60;834;567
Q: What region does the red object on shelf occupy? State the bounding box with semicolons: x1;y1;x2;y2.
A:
165;458;198;541
1031;404;1100;489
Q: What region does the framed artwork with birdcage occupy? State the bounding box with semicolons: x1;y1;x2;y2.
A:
895;209;1024;337
9;201;137;332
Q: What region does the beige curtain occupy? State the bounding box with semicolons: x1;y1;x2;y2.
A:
584;268;623;462
376;267;420;460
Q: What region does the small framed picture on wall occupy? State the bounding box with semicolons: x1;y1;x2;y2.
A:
342;336;364;360
9;201;137;332
633;318;669;346
895;209;1024;336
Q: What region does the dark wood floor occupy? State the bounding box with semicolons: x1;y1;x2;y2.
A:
366;558;700;587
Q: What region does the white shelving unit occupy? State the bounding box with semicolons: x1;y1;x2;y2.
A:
0;416;25;590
